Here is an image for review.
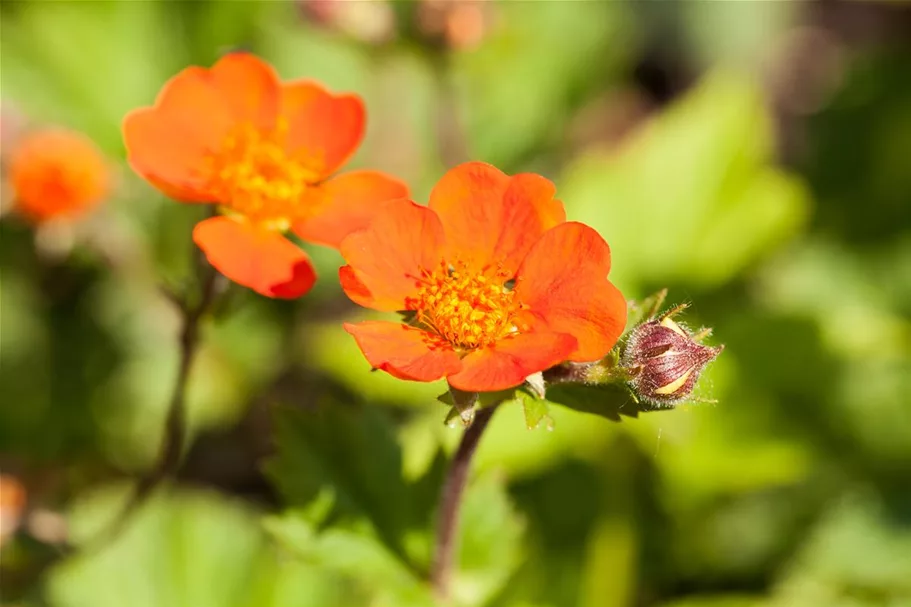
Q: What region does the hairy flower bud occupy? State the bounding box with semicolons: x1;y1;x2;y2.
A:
622;307;723;405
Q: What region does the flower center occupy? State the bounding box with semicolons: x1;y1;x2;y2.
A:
207;120;322;228
412;260;520;350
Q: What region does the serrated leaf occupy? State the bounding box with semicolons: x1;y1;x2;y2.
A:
519;392;555;431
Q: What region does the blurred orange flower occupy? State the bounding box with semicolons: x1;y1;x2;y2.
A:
0;474;26;546
123;53;407;298
8;128;109;223
339;162;627;392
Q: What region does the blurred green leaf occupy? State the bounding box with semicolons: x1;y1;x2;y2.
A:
47;485;350;607
257;5;372;99
0;1;186;152
803;49;911;245
681;1;798;70
625;288;668;332
266;395;441;576
454;1;637;167
266;398;525;606
561;70;809;291
265;402;413;555
264;513;433;607
307;316;446;408
580;519;636;607
453;473;526;607
661;597;765;607
771;493;911;607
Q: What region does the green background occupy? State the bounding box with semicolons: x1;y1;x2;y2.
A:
1;1;910;606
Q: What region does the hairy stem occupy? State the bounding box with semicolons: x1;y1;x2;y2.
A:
431;404;498;601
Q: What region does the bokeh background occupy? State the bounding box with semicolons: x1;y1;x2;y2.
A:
2;1;911;606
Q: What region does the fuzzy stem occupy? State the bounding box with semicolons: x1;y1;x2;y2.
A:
431;404;498;601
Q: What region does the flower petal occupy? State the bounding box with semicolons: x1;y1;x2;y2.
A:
123;109;213;202
339;200;445;311
448;332;578;392
208;53;280;129
292;170;409;249
344;321;462;382
152;66;236;147
123;65;238;202
515;222;627;362
428;162;565;274
193;216;316;299
281;81;365;180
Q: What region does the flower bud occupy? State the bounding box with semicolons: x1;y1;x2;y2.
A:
621;308;723;405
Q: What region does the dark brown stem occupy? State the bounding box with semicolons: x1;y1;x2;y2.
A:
83;260;221;553
431;404;498;601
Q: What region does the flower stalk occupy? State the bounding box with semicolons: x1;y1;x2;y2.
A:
431;402;498;601
85;249;222;552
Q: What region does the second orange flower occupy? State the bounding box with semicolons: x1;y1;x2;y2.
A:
340;162;628;393
123;53;407;298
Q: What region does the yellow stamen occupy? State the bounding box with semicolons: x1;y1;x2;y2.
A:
206;119;323;226
411;260;521;350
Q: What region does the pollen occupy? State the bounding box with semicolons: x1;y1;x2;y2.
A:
413;260;521;350
206;119;322;228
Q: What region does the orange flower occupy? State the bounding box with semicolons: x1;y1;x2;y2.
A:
123;53;407;298
8;128;109;223
339;162;628;392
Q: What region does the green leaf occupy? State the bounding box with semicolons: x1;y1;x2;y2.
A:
454;1;637;166
266;394;525;606
499;388;555;431
264;513;434;607
521;392;555;432
771;493;911;606
0;1;186;153
660;597;765;607
545;382;648;423
560;70;809;291
264;401;414;562
452;474;526;606
46;485;351;607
